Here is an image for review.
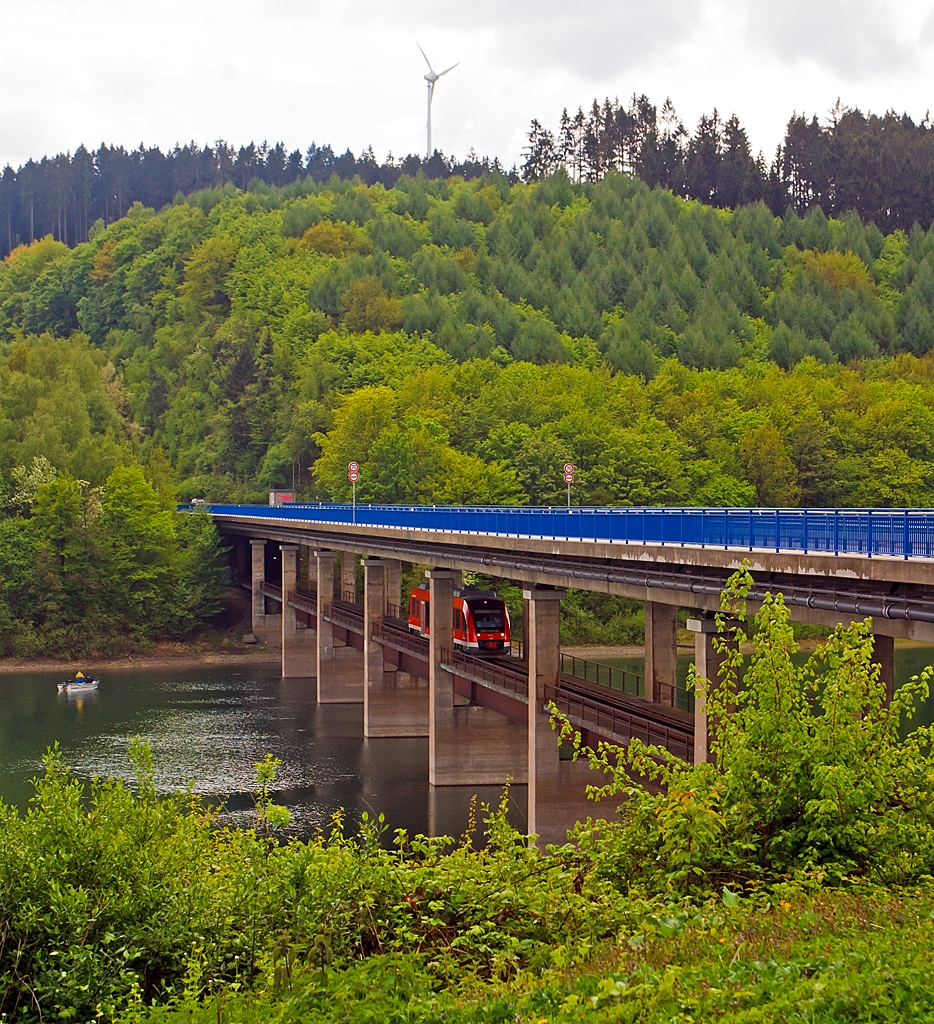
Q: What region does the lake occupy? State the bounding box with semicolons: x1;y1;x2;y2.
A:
2;645;932;838
0;664;525;840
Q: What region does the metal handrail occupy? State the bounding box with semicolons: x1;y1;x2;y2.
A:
204;503;934;560
371;620;429;658
287;590;317;615
441;648;529;699
259;582;282;601
544;683;693;762
560;652;644;698
322;603;364;633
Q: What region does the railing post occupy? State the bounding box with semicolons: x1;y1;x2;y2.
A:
905;509;910;560
803;509;808;554
775;508;780;553
748;508;753;551
834;510;839;556
867;509;873;558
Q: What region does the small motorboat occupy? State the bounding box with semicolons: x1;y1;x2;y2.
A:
58;677;100;693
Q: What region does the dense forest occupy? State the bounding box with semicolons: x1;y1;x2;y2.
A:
6;167;934;652
5;93;934;256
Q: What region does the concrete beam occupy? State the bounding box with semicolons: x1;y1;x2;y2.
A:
222;521;934;643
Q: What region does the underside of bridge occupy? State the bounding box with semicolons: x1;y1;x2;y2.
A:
226;516;922;845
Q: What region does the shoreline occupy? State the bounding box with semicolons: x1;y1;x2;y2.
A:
4;636;933;675
0;647;282;674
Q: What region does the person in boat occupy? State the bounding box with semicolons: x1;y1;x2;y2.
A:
74;671;85;684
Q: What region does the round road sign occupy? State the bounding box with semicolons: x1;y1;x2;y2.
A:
348;461;359;473
348;471;359;483
564;473;574;483
564;463;575;474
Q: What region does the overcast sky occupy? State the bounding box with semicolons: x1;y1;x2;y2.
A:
2;0;933;171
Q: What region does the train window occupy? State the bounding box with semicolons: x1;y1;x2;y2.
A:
456;609;463;631
466;598;504;631
410;597;417;616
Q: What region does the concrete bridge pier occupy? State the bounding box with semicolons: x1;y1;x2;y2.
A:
428;570;527;787
315;550;363;703
364;559;429;737
384;558;402;615
645;600;678;705
249;539;281;640
280;544;316;678
688;615;740;765
526;586;596;848
871;632;895;703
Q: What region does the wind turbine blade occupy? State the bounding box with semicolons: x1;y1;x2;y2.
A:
416;42;435;74
437;62;459;77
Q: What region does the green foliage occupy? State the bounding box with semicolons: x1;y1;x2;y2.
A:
4;738;934;1023
555;567;934;894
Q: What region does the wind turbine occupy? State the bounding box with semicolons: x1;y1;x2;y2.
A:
418;43;458;160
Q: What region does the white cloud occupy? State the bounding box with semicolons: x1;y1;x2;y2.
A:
0;0;933;171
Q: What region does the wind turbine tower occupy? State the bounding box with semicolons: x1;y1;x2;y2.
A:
418;43;458;160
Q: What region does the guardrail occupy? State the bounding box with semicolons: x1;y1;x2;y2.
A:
287;590;317;615
560;653;644;698
441;648;529;700
204;503;934;560
322;603;364;633
259;582;282;601
371;620;429;658
545;683;693;762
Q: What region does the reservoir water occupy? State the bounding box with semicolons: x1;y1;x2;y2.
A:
2;645;933;837
0;664;526;840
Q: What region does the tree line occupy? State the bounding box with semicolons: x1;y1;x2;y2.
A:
522;96;934;232
0;141;509;257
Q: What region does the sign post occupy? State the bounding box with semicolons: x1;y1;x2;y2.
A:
348;462;359;523
563;463;575;508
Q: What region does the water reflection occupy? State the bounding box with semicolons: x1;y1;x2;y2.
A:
0;665;526;841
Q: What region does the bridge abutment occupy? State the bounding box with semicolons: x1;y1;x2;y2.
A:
526;586;596;848
316;550;363;703
688;615;739;764
428;571;526;786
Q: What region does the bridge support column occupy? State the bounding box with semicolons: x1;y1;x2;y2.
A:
429;570;526;786
526;586;594;848
871;633;896;703
316;550;362;703
645;601;678;705
338;550;357;603
280;544;315;678
384;558;402;615
364;560;428;737
250;539;266;633
688;615;737;765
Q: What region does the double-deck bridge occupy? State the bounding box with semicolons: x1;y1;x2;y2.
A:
205;502;934;844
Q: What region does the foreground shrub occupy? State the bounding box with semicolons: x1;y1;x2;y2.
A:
560;567;934;893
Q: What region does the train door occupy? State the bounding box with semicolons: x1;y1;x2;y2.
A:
420;599;429;636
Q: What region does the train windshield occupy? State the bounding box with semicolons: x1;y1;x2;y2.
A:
467;599;505;632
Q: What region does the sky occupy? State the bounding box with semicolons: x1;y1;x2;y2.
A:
1;0;933;171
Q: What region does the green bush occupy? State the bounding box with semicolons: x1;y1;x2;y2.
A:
558;566;934;893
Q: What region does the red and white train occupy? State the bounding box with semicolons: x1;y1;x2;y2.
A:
407;586;511;654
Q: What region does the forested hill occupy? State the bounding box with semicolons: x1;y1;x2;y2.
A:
4;169;934;519
4;95;934;257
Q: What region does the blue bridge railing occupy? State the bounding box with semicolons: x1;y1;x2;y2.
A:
201;504;934;560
